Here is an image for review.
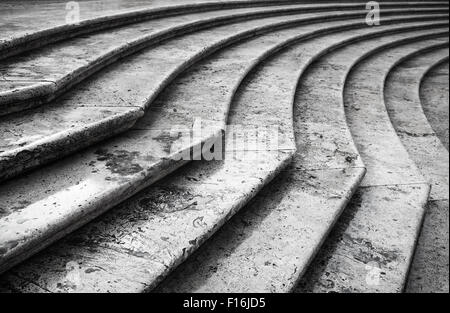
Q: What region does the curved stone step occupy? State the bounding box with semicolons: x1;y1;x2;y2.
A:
1;11;442;185
2;0;445;60
419;58;450;150
0;7;401;278
4;2;435;115
156;29;448;293
0;15;440;294
385;47;449;205
0;0;323;59
153;29;448;292
296;37;448;293
381;47;449;293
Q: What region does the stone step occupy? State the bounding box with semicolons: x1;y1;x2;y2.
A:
153;26;447;292
385;46;449;204
0;0;328;59
419;58;450;151
5;2;399;114
1;9;441;185
296;37;448;293
0;14;440;294
0;8;440;180
2;0;445;59
155;28;447;293
381;47;449;293
0;6;393;277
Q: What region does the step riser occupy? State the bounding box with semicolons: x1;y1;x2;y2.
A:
0;1;447;293
2;1;446;60
0;12;446;186
157;30;446;293
3;6;447;115
0;21;443;280
297;40;448;293
1;16;436;292
383;47;449;293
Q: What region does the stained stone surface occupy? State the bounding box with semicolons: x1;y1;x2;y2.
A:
0;0;447;294
296;36;449;293
160;27;448;294
0;4;445;114
0;12;443;278
420;60;450;150
0;15;307;291
1;8;422;181
0;1;444;44
297;184;429;293
3;15;447;294
0;9;381;274
0;0;269;42
383;47;449;293
156;25;438;294
406;200;449;293
384;47;449;200
0;3;330;107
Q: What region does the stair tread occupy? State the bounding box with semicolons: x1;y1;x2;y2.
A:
1;6;367;276
1;10;446;183
0;13;311;291
2;16;445;293
420;59;450;151
0;8;410;182
2;3;396;112
385;48;449;200
384;47;449;293
0;0;302;57
0;9;331;182
0;0;447;294
158;27;447;293
2;4;446;115
2;1;444;49
296;36;448;293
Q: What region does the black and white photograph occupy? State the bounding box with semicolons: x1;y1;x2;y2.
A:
0;0;448;303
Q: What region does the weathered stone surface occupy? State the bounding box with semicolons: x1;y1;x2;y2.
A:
406;200;449;293
0;0;447;294
297;184;429;293
2;4;446;115
159;28;448;294
383;47;449;293
0;0;316;59
5;3;419;112
1;1;444;55
3;8;437;182
0;8;412;273
420;60;450;150
0;14;309;290
5;19;441;294
384;48;449;200
296;36;449;293
157;25;444;294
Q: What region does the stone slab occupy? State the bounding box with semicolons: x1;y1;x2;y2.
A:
1;10;441;181
420;60;450;150
0;14;312;289
384;46;449;293
385;47;449;200
296;37;449;293
406;199;449;293
297;184;429;293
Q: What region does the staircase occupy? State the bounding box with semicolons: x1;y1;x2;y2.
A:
0;0;448;293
